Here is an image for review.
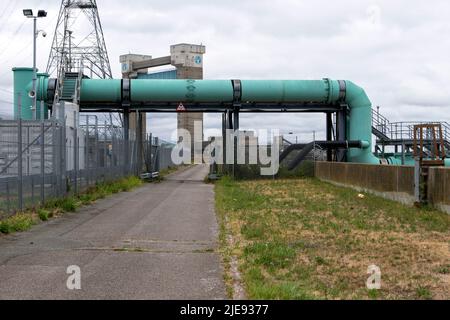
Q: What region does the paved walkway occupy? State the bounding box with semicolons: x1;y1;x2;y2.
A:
0;165;226;300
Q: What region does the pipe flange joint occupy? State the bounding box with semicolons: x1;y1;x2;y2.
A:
232;79;242;107
47;78;58;105
338;80;347;102
323;78;333;104
122;78;131;107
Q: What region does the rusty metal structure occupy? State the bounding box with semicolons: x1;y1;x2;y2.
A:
413;124;446;166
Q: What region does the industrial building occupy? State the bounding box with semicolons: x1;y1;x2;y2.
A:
120;43;206;150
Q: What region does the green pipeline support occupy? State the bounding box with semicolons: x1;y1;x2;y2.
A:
78;79;376;163
13;73;383;164
12;68;49;120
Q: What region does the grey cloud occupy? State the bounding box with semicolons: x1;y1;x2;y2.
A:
1;0;449;139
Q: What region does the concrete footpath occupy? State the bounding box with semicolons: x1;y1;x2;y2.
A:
0;165;226;300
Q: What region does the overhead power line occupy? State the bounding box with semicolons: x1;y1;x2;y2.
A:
0;1;19;34
0;1;14;20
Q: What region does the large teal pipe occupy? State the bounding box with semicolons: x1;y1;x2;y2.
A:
13;68;49;120
239;80;379;164
80;79;235;103
240;80;340;103
13;67;34;119
388;156;450;167
80;79;122;104
345;81;380;164
21;76;381;164
131;79;234;102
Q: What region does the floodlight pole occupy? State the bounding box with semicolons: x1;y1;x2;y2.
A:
32;16;37;120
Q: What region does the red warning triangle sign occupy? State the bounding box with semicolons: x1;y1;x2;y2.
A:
177;103;186;112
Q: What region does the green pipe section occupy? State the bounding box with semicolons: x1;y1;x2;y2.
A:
13;67;34;120
80;79;122;104
237;80;378;164
80;79;235;104
13;68;49;120
240;80;341;103
345;81;381;165
17;76;382;164
388;156;450;167
130;80;234;103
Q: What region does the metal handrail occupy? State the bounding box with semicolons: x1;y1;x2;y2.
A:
372;108;450;144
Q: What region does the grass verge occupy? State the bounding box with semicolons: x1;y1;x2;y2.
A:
215;176;450;300
0;176;142;236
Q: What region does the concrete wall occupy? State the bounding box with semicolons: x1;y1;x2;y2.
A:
428;167;450;213
314;161;450;214
315;162;416;205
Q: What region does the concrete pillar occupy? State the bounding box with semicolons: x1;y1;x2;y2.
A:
120;54;150;142
172;44;206;160
336;108;348;162
326;113;333;162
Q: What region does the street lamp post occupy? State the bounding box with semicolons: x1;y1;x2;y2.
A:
23;9;47;120
288;132;298;144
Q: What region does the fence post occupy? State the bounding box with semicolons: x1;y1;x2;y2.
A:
95;117;99;182
40;101;45;204
155;137;160;172
52;119;57;197
147;133;153;173
414;159;421;204
26;126;30;177
85;115;89;187
74;111;78;195
104;121;108;182
6;180;11;213
136;111;142;176
17;93;23;212
61;101;67;196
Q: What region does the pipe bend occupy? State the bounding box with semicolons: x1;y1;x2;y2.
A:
344;81;371;108
343;80;381;164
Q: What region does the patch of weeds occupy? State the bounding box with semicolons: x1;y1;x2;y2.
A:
244;242;296;269
78;193;96;205
0;213;36;234
314;256;328;266
367;289;380;300
38;209;51;221
246;280;315;300
435;265;450;275
246;267;265;282
325;278;351;299
60;197;78;212
241;222;266;240
416;286;432;300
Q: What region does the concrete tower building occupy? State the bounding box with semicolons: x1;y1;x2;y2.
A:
171;44;205;143
120;44;206;145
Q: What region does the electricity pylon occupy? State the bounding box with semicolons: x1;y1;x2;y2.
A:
46;0;112;80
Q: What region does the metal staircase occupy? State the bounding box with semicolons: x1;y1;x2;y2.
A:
60;72;80;102
371;109;392;141
371;108;450;157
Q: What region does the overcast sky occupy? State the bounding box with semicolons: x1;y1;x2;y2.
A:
0;0;449;142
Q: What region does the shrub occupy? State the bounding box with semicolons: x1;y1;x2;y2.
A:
60;197;78;212
0;213;35;234
38;209;50;221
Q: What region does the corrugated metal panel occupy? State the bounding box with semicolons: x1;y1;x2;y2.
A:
137;70;177;80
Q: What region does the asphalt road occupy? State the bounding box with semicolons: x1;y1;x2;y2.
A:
0;165;226;300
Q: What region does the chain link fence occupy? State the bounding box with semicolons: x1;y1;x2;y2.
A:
0;114;175;219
